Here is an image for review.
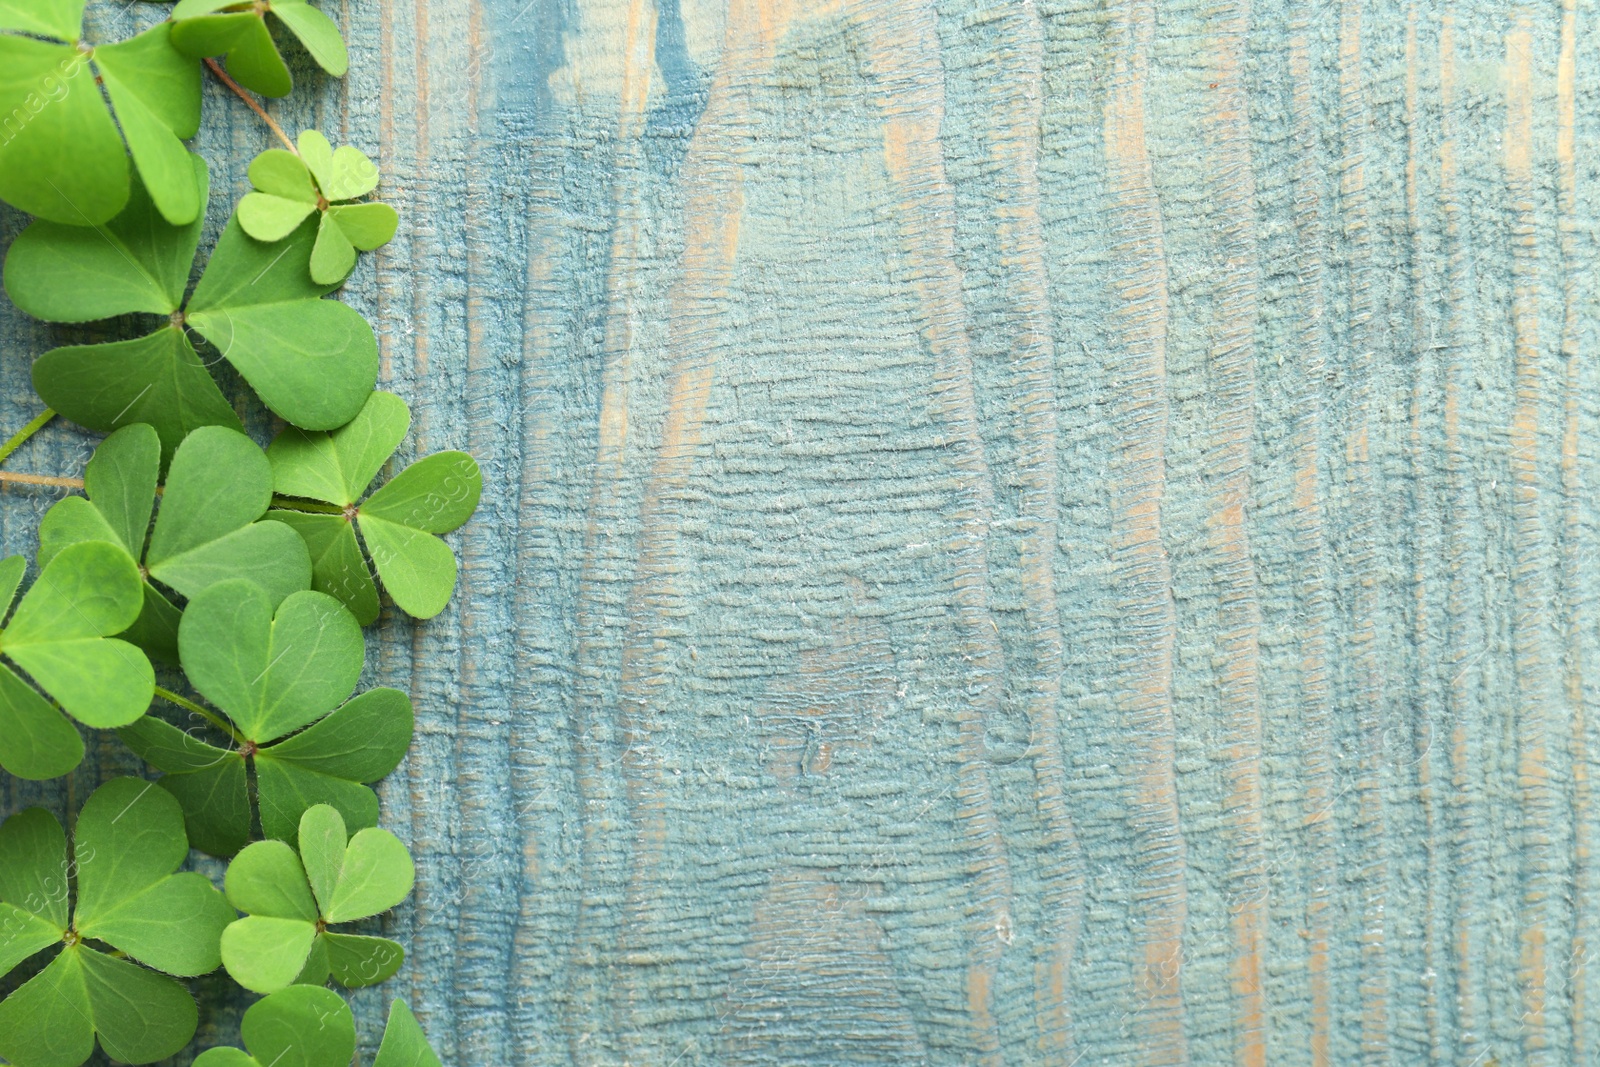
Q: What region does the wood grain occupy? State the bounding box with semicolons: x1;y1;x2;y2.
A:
3;0;1599;1063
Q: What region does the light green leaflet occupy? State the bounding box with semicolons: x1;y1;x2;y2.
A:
7;154;379;459
372;1000;445;1067
171;0;348;99
0;8;201;226
39;423;312;662
270;391;482;623
220;805;412;994
180;582;362;742
193;986;352;1067
0;542;154;780
193;988;442;1067
240;130;398;285
0;780;234;1067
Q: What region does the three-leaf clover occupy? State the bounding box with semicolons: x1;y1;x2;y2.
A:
220;805;413;994
240;130;398;285
0;5;201;225
194;988;442;1067
170;0;347;98
0;542;154;780
0;779;235;1067
6;154;380;458
40;423;312;661
270;391;482;623
120;578;412;856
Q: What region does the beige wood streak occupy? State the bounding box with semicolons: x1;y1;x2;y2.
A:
1102;1;1189;1063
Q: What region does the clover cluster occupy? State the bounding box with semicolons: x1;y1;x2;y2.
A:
0;3;468;1064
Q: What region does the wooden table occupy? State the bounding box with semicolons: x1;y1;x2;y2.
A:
4;0;1596;1063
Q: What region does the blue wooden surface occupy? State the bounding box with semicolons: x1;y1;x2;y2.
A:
4;0;1600;1064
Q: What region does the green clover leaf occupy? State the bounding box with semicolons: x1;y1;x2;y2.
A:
0;779;235;1067
7;153;380;456
240;130;398;285
192;988;442;1067
193;985;353;1067
373;999;445;1067
0;6;202;226
219;805;412;994
39;423;313;662
170;0;348;99
119;578;412;856
268;391;482;623
0;542;154;780
120;686;413;858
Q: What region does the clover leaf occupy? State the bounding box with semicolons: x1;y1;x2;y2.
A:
119;578;412;856
220;805;412;994
193;988;442;1067
0;542;154;780
193;986;353;1067
0;779;235;1067
171;0;348;99
240;130;398;285
269;391;482;623
7;154;380;456
120;686;413;858
39;423;313;662
373;999;445;1067
0;8;201;226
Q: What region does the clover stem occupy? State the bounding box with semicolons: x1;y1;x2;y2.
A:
204;59;298;154
154;686;245;745
0;410;56;469
0;471;82;490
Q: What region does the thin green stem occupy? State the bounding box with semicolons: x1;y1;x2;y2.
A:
272;496;347;515
154;686;244;744
0;410;55;468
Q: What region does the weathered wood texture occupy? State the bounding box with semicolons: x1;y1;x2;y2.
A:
4;0;1600;1063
